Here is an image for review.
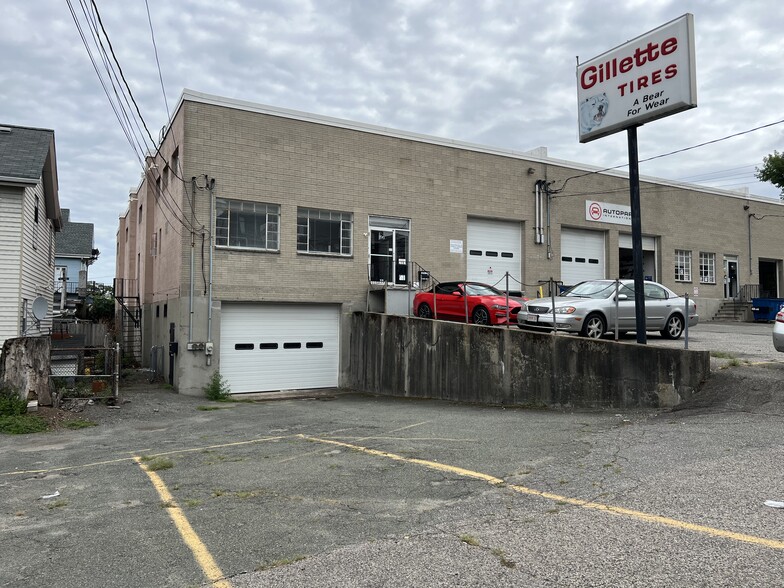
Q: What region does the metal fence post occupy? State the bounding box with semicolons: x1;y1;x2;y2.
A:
615;279;620;340
684;293;690;350
114;342;121;404
505;272;510;327
550;277;557;334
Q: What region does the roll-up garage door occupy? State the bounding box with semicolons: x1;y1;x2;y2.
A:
561;228;605;286
467;218;522;289
619;233;656;250
220;303;339;393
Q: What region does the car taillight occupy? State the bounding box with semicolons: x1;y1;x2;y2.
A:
777;311;784;324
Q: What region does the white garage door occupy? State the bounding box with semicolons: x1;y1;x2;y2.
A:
561;228;605;286
619;233;656;250
220;303;339;394
467;218;522;289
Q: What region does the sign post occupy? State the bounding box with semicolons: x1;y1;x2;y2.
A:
577;13;697;344
627;125;646;343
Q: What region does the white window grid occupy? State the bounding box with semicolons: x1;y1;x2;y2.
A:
674;249;692;282
699;252;715;284
215;199;279;251
297;208;352;256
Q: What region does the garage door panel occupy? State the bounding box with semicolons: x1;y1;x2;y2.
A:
221;304;339;393
561;228;605;286
467;218;522;287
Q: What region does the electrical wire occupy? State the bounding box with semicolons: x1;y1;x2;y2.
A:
548;118;784;195
145;0;170;121
70;0;199;235
65;0;144;167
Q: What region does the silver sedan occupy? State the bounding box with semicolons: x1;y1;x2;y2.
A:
774;306;784;352
517;279;699;339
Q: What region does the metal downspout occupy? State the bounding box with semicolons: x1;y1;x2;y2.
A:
189;177;196;342
207;178;215;365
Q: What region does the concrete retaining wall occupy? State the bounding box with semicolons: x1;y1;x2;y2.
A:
347;313;710;409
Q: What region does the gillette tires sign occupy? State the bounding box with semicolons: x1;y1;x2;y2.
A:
577;14;697;143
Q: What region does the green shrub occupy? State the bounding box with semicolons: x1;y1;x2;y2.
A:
0;415;48;434
0;385;27;417
203;371;231;401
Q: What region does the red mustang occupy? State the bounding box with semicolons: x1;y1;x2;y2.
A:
413;281;527;326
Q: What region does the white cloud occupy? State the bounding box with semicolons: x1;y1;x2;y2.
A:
2;0;782;283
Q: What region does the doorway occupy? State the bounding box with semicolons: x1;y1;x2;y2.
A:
723;255;739;298
759;260;780;298
368;216;410;286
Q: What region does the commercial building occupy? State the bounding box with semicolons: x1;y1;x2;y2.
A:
115;89;784;395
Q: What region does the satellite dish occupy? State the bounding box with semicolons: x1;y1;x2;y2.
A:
32;296;48;321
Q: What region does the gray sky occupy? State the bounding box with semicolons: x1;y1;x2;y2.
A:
2;0;783;284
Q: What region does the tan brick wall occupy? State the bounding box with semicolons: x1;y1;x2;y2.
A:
138;97;784;313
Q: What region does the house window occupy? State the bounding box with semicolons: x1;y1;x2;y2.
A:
297;208;352;256
21;299;28;334
215;199;279;250
170;149;179;179
33;195;39;249
150;232;158;257
699;252;716;284
674;249;692;282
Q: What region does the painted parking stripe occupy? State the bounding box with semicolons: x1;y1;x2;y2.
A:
299;434;784;551
1;435;289;477
134;456;232;588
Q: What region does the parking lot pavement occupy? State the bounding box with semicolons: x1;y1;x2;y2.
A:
2;351;784;588
644;320;782;364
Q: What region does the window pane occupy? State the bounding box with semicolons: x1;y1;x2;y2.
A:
215;198;278;251
297;208;352;255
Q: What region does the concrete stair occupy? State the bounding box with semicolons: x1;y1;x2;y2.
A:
711;300;751;322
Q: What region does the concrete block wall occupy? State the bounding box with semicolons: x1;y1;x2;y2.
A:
348;312;710;409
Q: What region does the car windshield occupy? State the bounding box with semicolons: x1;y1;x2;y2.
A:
465;283;502;296
562;281;618;299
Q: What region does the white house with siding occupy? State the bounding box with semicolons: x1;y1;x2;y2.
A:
0;124;62;347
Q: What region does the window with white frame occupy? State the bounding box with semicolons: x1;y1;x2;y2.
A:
297;208;352;256
215;199;279;250
674;249;692;281
699;252;715;284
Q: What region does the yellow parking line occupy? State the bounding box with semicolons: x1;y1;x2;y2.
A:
299;435;784;551
134;456;231;588
1;435;288;477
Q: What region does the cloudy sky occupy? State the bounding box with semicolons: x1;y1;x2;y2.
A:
2;0;783;284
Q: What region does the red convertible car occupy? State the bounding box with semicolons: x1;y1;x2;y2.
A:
413;281;527;326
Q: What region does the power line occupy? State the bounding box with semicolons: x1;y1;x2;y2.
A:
145;0;170;121
548;117;784;194
68;0;199;235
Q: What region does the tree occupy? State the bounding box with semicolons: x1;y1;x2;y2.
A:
755;151;784;200
87;283;115;323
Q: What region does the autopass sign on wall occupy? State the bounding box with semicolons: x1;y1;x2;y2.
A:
577;14;697;143
586;200;632;226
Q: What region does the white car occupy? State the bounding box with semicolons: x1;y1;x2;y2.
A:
518;279;699;339
774;306;784;352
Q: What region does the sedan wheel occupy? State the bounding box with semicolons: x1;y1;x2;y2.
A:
472;306;490;325
661;314;684;339
417;303;433;319
581;313;606;339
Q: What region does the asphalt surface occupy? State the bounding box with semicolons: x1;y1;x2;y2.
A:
1;321;783;588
